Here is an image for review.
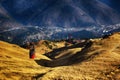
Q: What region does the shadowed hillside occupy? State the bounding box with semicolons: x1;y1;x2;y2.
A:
0;32;120;80
35;40;68;54
35;32;120;80
35;40;72;59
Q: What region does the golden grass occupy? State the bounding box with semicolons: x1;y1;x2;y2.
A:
0;32;120;80
0;41;50;80
37;33;120;80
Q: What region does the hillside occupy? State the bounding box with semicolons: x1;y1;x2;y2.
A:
36;32;120;80
0;41;50;80
35;40;67;54
0;32;120;80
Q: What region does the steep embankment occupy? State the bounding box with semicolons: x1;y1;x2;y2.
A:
36;33;120;80
0;41;50;80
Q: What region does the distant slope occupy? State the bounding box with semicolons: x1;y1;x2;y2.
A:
0;4;25;44
2;0;120;26
0;4;23;31
1;0;120;45
35;40;67;55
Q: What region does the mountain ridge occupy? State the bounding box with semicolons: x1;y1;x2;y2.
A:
2;0;120;26
0;0;120;45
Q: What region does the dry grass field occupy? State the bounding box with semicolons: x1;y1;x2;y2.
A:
0;32;120;80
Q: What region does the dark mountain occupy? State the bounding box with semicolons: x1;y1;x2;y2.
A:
1;0;120;27
0;0;120;45
0;4;24;31
0;4;25;44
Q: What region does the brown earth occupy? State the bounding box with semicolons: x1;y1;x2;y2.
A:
0;32;120;80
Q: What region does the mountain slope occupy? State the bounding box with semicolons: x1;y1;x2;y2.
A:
1;0;120;45
0;3;25;44
24;0;120;26
2;0;120;26
0;3;23;31
0;41;50;80
36;32;120;80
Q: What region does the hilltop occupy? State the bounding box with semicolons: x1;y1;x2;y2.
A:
0;32;120;80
